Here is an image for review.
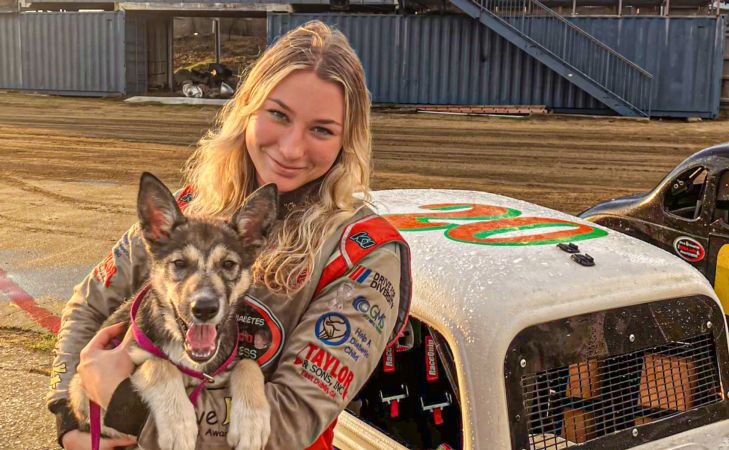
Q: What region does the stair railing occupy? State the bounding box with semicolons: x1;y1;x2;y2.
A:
473;0;653;115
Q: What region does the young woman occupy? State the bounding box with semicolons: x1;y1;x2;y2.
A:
47;21;411;450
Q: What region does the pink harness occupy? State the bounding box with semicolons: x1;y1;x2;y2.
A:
89;285;239;450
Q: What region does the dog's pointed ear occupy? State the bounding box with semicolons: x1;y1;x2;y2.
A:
137;172;186;244
232;184;278;249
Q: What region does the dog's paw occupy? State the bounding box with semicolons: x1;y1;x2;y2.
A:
155;401;198;450
226;398;271;450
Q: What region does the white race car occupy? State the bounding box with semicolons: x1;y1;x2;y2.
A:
334;190;729;450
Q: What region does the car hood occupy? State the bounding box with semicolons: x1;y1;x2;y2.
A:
579;192;649;219
369;189;715;448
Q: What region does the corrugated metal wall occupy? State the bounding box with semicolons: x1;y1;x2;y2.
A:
0;14;22;89
0;11;125;95
269;14;726;117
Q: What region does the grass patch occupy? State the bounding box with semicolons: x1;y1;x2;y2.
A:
28;332;57;352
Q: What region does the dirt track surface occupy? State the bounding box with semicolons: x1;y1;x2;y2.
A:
0;90;728;448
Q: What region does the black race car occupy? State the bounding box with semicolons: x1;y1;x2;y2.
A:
580;142;729;315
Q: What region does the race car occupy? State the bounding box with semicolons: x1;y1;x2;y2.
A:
579;143;729;316
333;189;729;449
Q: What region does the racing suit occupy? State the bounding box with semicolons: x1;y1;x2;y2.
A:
46;182;412;450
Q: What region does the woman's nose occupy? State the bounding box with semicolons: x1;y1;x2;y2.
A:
279;125;306;161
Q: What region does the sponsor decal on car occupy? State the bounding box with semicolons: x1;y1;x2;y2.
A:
344;327;372;362
352;296;386;334
673;236;705;262
350;231;376;249
385;203;607;246
295;342;355;400
348;265;395;309
315;312;351;346
237;295;284;367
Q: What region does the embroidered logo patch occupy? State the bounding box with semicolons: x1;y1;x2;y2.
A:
49;362;67;390
352;296;386;334
348;265;395;309
295;342;355;400
315;312;351;346
92;251;117;288
350;231;376;249
344;327;372;362
237;295;284;368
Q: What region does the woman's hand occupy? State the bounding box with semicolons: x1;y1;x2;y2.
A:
61;429;136;450
77;322;135;409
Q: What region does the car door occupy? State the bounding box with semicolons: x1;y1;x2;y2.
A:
707;170;729;315
661;165;711;276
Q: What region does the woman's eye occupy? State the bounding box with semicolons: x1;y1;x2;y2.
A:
267;109;287;121
222;260;237;270
312;126;333;137
172;259;187;269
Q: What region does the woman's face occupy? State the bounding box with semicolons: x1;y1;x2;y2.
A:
246;70;345;193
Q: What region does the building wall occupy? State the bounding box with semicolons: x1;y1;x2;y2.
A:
269;13;726;117
0;11;125;95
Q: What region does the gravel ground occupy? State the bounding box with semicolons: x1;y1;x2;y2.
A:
0;329;56;450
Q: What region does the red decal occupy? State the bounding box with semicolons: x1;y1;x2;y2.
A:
425;335;439;382
674;237;705;262
384;203;607;246
385;203;516;231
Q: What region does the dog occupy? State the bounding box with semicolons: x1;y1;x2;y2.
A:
69;172;277;450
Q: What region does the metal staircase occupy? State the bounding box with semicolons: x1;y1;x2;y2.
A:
450;0;654;116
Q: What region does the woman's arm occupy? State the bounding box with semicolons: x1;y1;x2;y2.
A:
263;243;403;450
47;222;150;446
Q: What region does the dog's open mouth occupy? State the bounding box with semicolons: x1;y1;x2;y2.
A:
184;323;218;362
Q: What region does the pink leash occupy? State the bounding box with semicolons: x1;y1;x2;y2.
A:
89;285;240;450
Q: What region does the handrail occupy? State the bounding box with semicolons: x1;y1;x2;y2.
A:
519;0;653;78
470;0;653;115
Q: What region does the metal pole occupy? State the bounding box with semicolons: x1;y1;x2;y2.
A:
665;0;670;16
572;0;576;15
618;0;622;16
214;18;221;64
167;18;174;91
716;0;720;16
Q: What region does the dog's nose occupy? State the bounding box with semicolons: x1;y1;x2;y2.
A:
191;298;219;321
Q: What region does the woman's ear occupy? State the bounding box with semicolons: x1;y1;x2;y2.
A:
232;184;279;249
137;172;186;245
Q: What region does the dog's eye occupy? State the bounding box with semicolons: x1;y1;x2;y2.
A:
222;260;237;270
172;259;187;269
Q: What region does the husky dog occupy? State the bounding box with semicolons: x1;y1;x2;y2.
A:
69;172;277;450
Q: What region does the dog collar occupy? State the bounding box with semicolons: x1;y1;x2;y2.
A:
129;284;240;400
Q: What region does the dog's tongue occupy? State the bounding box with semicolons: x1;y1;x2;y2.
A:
186;324;217;352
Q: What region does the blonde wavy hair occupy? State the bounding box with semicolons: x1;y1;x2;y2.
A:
182;21;372;296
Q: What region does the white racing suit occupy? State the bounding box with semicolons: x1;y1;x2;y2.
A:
46;186;412;450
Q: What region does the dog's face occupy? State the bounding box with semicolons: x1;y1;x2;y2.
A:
137;173;277;363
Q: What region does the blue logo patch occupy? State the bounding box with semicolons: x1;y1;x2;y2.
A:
352;296;386;334
350;231;376;249
315;312;351;346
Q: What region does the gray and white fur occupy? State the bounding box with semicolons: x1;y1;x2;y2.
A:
69;172;278;450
